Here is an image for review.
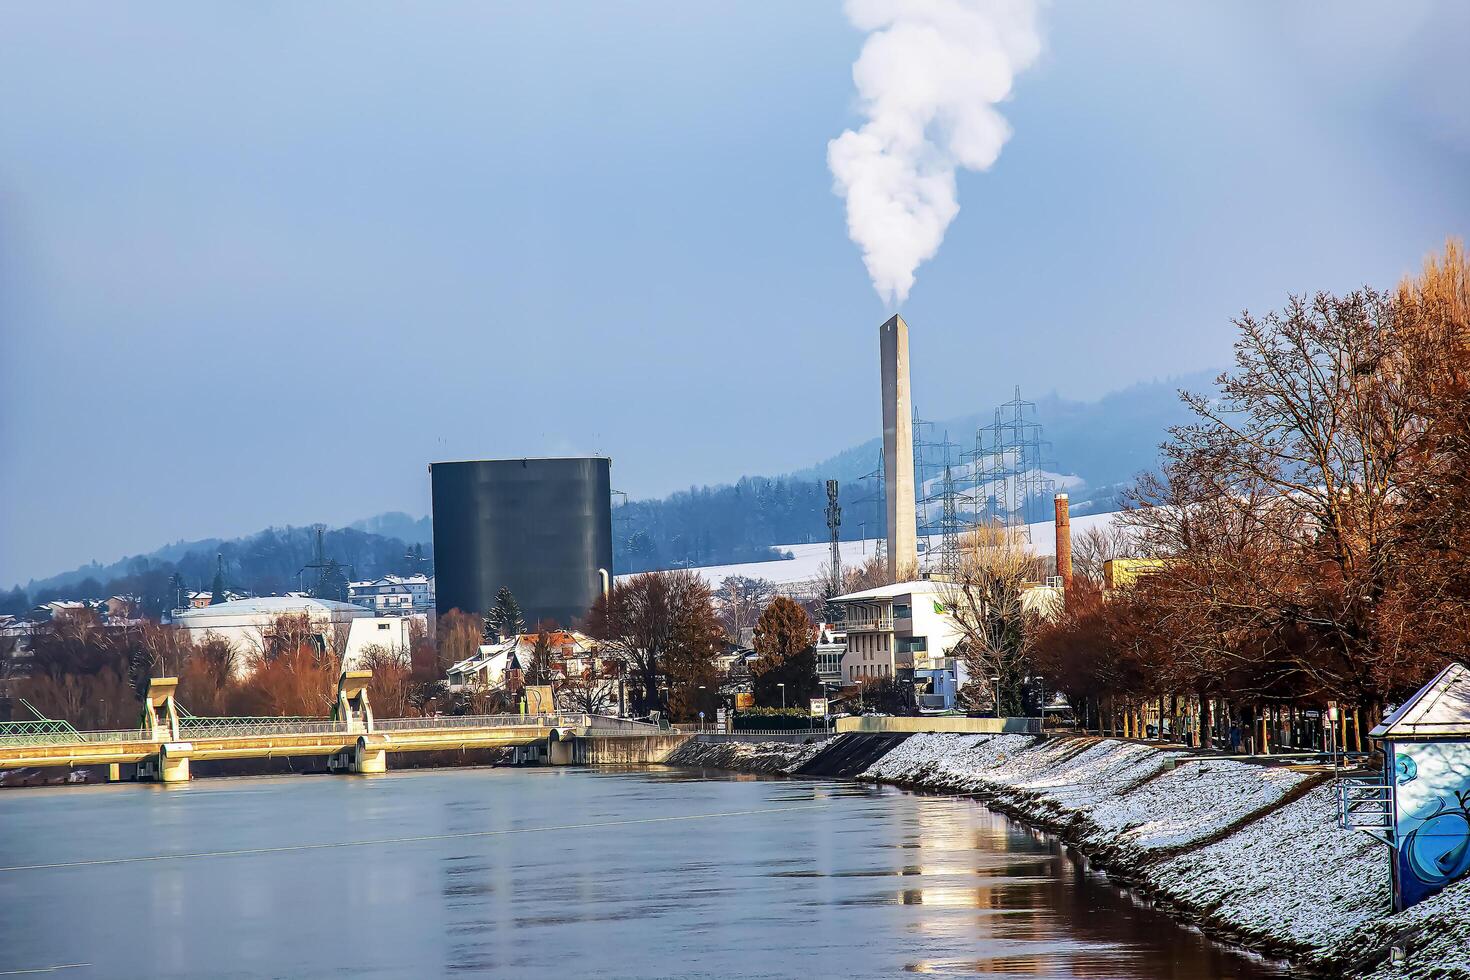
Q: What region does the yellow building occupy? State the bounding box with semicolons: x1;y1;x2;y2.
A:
1103;558;1168;591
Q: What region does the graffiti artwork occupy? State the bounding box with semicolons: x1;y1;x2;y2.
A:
1393;741;1470;909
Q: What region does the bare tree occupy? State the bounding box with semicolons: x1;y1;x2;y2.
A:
1125;287;1426;710
357;644;414;718
942;541;1046;715
714;576;777;640
1072;524;1134;585
584;570;723;719
561;658;620;714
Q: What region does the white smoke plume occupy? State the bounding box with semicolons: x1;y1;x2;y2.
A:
828;0;1043;304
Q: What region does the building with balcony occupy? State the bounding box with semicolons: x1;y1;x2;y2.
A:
349;574;435;615
813;622;846;689
829;581;967;709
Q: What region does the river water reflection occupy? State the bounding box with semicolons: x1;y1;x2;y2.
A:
0;766;1286;978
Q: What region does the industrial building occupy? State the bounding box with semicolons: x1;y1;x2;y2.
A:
170;596;414;675
430;457;613;628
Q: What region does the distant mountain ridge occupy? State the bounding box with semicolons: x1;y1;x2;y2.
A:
12;371;1217;598
788;369;1217;516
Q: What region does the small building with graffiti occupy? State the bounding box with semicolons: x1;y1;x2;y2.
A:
1348;662;1470;911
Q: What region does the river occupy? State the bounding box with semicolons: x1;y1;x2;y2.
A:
0;766;1287;978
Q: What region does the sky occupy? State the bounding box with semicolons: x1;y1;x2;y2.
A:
2;1;1468;587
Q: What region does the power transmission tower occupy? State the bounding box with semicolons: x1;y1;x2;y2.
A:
299;524;352;599
857;450;885;565
967;387;1054;545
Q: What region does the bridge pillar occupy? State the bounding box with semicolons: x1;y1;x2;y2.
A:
329;735;389;774
140;742;194;783
546;732;575;766
354;735;388;774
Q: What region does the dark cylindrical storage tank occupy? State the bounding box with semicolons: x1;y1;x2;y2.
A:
430;457;612;628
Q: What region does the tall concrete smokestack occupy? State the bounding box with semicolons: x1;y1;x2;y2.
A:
881;315;917;579
1054;492;1072;608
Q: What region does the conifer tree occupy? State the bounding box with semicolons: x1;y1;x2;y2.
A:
209;555;227;605
483;587;524;642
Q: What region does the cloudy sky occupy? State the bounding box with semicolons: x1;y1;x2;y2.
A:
2;1;1468;586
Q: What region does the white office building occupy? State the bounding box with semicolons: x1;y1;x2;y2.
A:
349;574;435;615
829;580;967;710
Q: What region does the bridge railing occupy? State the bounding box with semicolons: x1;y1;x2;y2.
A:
376;713;565;732
180;719;357;740
0;712;662;747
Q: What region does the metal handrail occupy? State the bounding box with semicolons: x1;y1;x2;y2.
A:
690;729;834;737
376;713;567;732
1338;774;1394;846
0;712;660;746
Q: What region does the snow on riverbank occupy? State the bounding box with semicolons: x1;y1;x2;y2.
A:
861;733;1399;971
863;733;1313;859
1339;876;1470;980
671;731;1466;977
663;737;824;775
1149;781;1389;959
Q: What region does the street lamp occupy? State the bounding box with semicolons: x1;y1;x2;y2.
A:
778;683;786;711
698;686;707;732
1327;702;1340;770
991;676;1001;719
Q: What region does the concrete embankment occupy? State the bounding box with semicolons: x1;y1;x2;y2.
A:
862;733;1470;980
662;736;827;774
792;732;909;777
668;730;1470;979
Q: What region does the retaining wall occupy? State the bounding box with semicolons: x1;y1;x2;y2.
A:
836;716;1042;735
572;734;691;765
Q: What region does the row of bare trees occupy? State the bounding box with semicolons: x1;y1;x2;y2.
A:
5;609;456;727
1033;241;1470;750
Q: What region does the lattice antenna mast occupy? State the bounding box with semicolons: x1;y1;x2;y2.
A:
825;480;842;597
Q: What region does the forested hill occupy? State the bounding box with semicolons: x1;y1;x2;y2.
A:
615;478;832;574
606;373;1217;573
6;525;430;618
10;372;1215;606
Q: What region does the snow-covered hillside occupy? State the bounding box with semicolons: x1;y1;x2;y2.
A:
622;510;1130;592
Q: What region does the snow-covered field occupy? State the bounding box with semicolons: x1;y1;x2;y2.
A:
619;510;1129;592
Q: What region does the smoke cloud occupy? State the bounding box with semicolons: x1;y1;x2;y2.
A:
828;0;1043;304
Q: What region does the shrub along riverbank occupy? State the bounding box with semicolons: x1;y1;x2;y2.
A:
667;732;1470;979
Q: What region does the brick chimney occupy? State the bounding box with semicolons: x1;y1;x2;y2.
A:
1054;493;1072;607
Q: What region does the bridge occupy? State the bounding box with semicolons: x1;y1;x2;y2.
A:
0;673;662;782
